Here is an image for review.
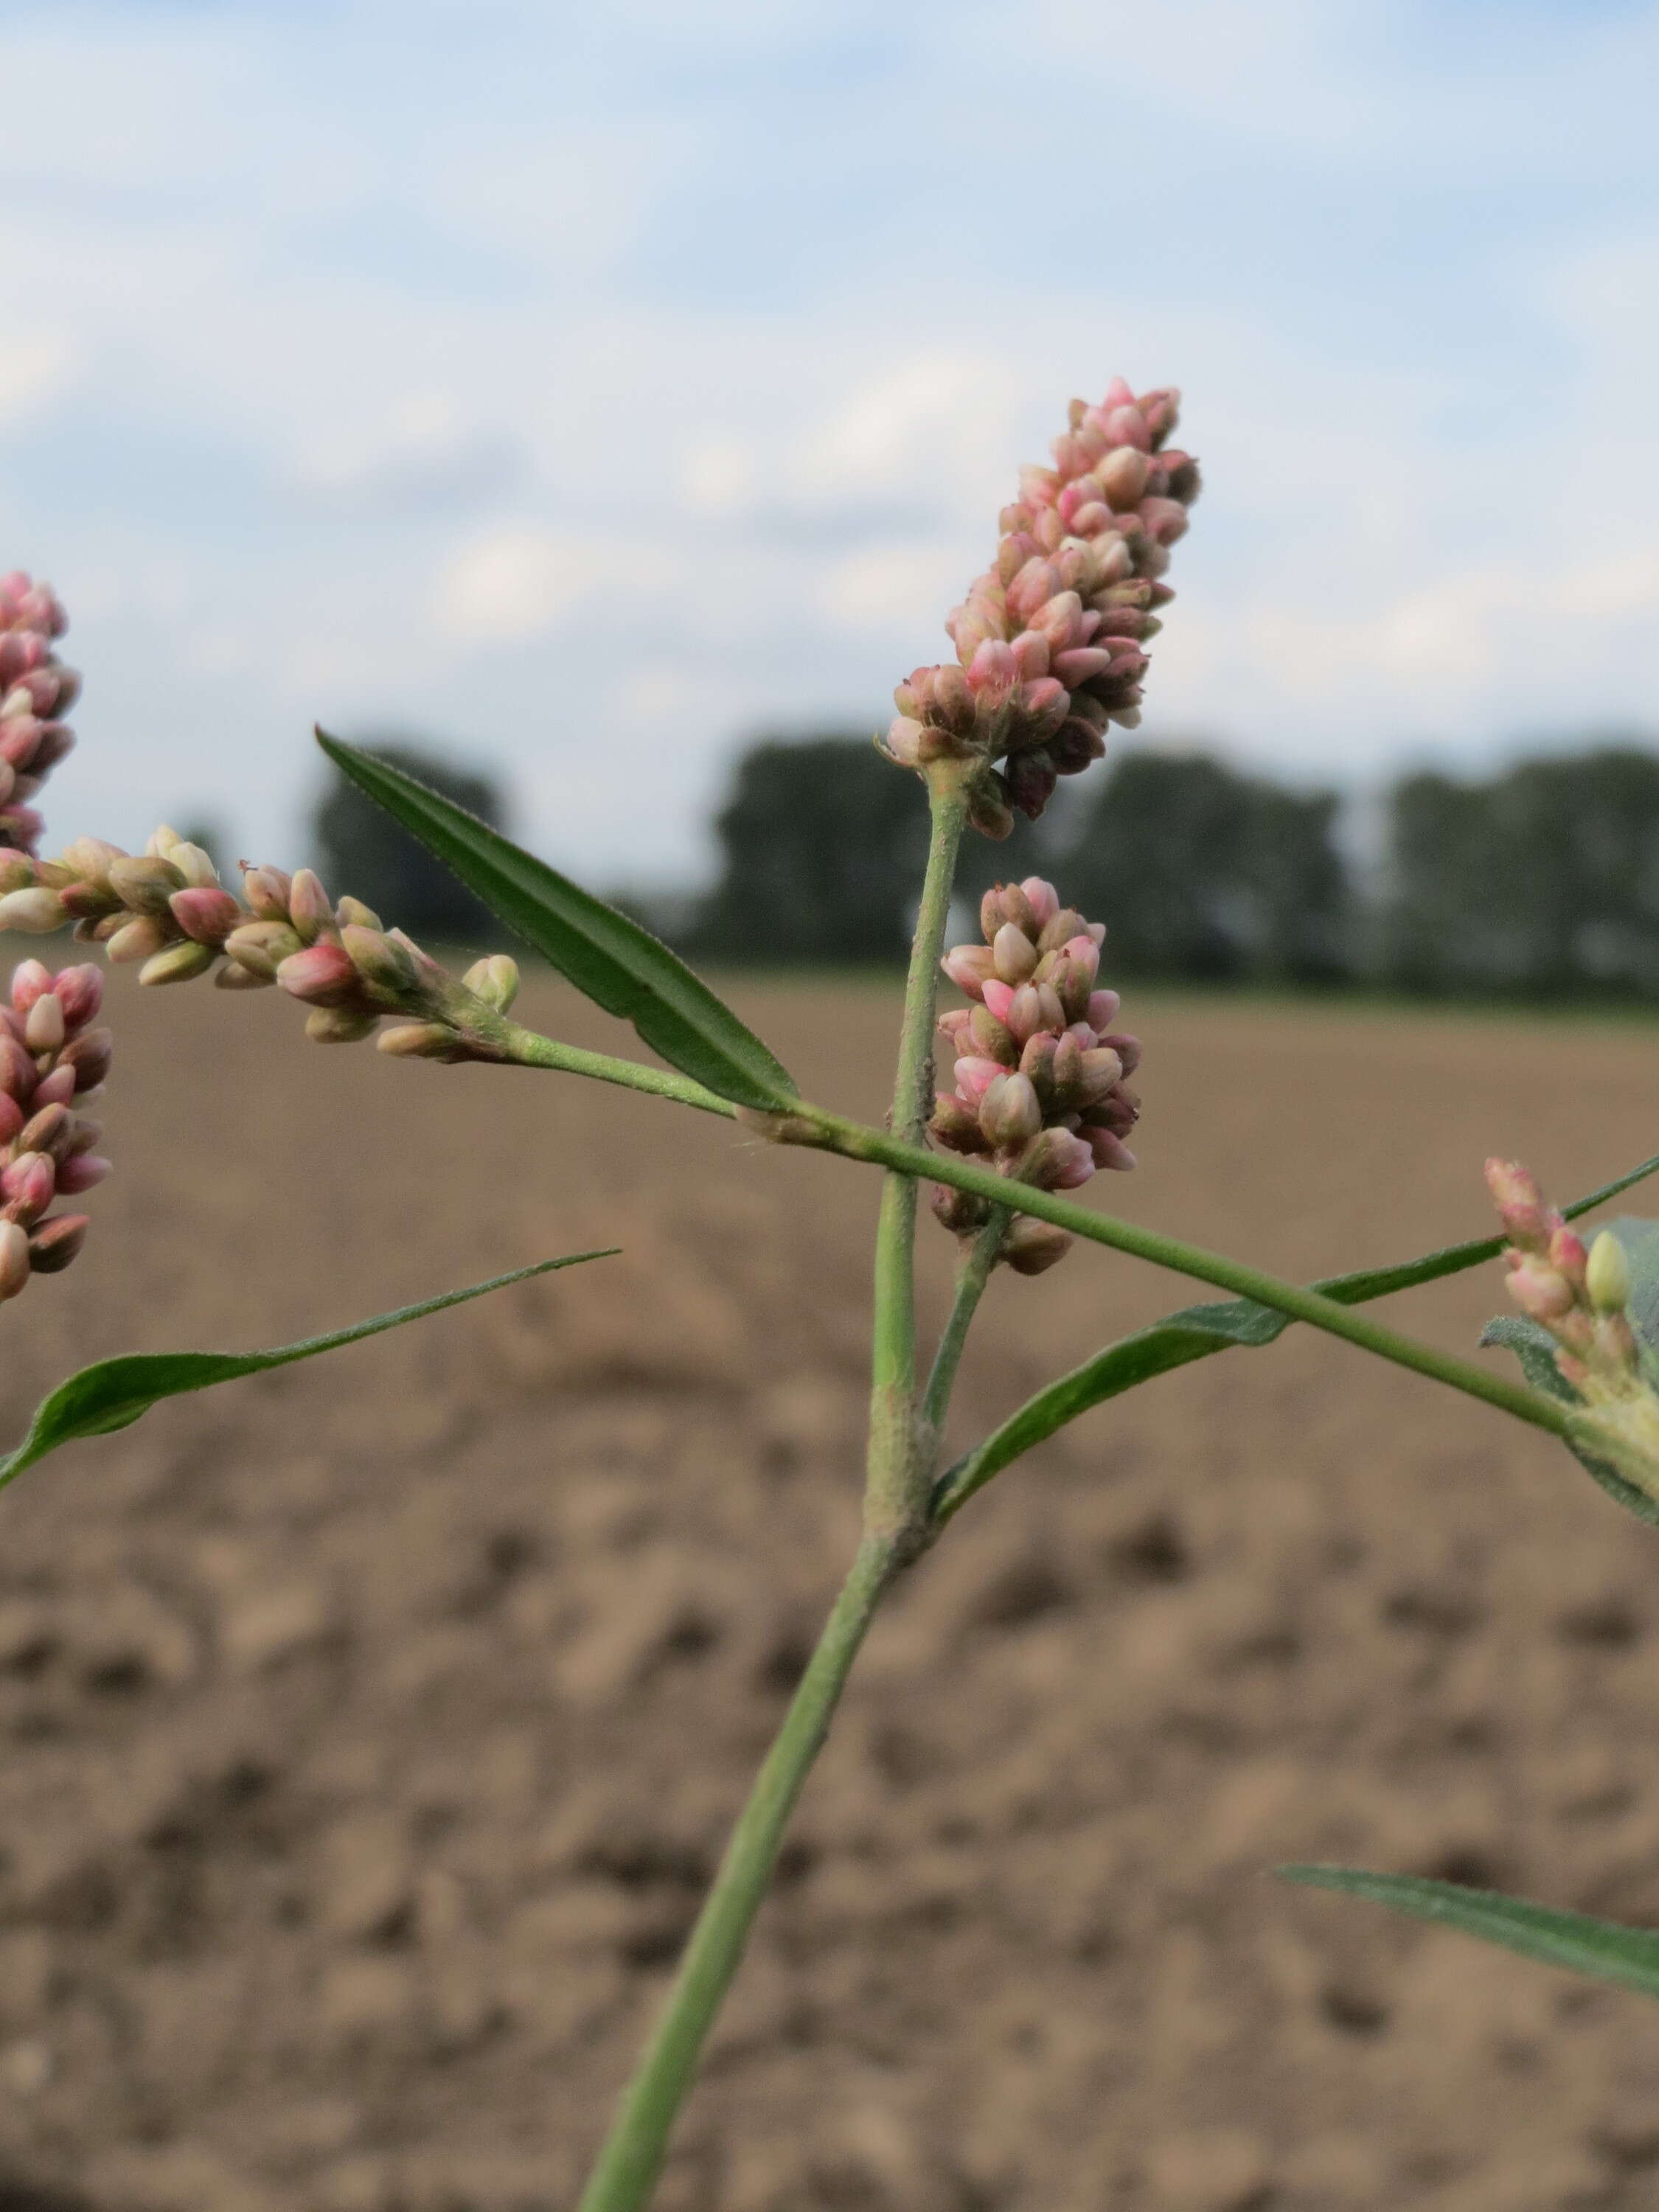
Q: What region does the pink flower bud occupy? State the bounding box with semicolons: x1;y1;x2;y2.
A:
22;991;63;1051
2;1151;55;1222
979;1071;1043;1150
17;1102;70;1159
1097;446;1151;507
1548;1225;1589;1287
375;1022;462;1060
1485;1158;1550;1248
52;964;102;1029
1004;1218;1072;1277
967;639;1018;695
1051;647;1115;686
1087;989;1121;1032
55;1152;109;1195
1002;983;1046;1046
0;1032;35;1100
1507;1258;1575;1322
1021;1128;1096;1190
286;869;334;943
59;1028;112;1092
27;1214;88;1275
951;1057;1004;1105
968;1003;1017;1065
930;1094;987;1153
169;886;242;946
942;945;995;999
276;942;360;1007
1085;1127;1137;1172
886;717;926;767
0;887;67;933
9;959;52;1013
1009;630;1051;682
981;978;1017;1026
241;866;293;921
1020;878;1060;928
992;922;1039;984
0;1219;28;1299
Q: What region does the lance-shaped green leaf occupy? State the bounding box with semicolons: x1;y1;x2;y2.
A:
931;1150;1659;1526
0;1249;616;1491
1480;1216;1659;1527
316;733;797;1112
1280;1865;1659;2003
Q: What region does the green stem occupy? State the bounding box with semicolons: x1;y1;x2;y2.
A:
791;1110;1573;1441
574;1535;900;2212
863;774;970;1540
495;1023;738;1119
921;1208;1009;1442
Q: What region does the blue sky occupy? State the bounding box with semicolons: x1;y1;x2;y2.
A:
6;0;1659;884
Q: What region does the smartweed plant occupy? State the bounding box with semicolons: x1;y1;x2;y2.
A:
5;384;1659;2205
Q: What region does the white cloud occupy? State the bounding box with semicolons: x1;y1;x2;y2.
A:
0;336;76;423
291;394;522;511
434;526;597;641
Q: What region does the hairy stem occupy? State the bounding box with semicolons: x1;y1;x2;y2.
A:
863;773;969;1542
790;1109;1573;1441
574;1535;901;2211
921;1208;1009;1444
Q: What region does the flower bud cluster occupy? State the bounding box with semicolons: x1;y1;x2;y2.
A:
0;960;111;1304
0;574;77;860
1486;1159;1646;1398
0;828;519;1059
931;876;1141;1273
885;380;1198;837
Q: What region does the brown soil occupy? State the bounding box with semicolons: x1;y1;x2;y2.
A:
1;976;1658;2212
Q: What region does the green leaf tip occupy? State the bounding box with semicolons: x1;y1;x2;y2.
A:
0;1247;617;1491
315;731;798;1111
1280;1863;1659;2003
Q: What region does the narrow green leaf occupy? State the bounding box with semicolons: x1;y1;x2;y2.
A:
0;1248;616;1490
931;1150;1659;1525
1280;1865;1659;2002
316;733;797;1111
1480;1304;1659;1526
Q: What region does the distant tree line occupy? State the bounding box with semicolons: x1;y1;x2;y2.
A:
310;731;1659;998
684;733;1659;998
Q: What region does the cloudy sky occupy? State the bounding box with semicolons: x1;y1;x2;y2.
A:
6;0;1659;886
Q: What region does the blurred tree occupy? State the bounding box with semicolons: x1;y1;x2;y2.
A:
692;733;1064;965
1384;745;1659;996
313;738;510;946
1059;749;1352;983
693;735;930;964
